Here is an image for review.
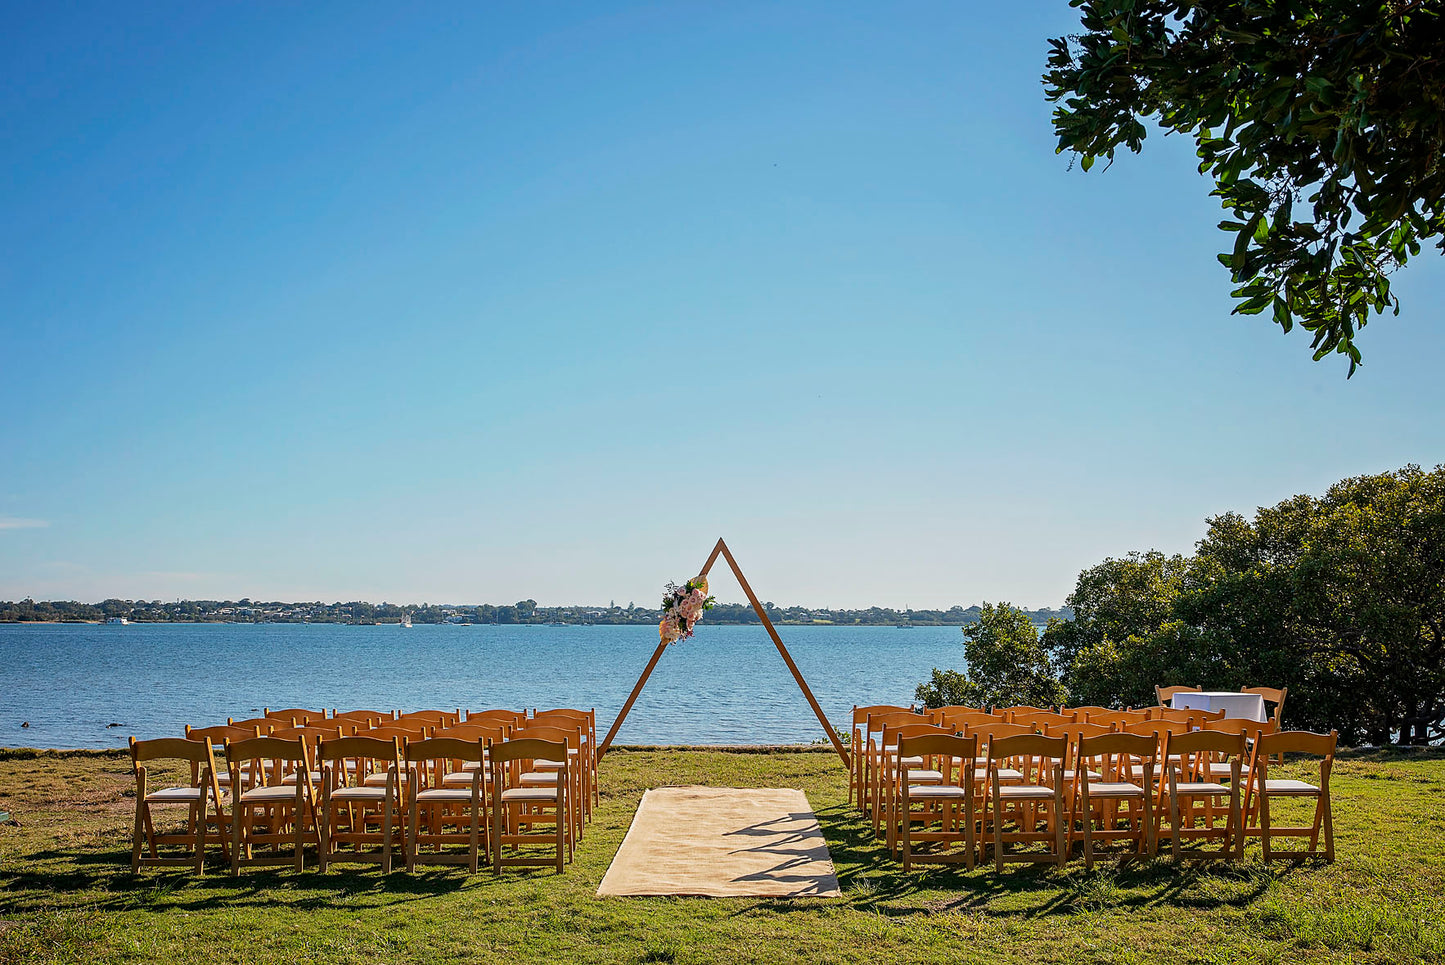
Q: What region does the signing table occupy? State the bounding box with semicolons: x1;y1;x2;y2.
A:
1171;691;1267;721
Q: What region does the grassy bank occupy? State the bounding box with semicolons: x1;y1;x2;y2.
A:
1;747;1442;964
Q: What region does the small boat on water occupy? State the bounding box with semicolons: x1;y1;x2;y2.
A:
400;612;413;628
105;616;129;625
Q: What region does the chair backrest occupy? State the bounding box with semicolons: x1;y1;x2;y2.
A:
514;723;580;751
1155;685;1199;705
1066;706;1113;719
131;735;215;765
531;709;594;748
265;707;327;725
1042;721;1115;742
866;710;923;741
882;722;954;749
397;709;461;727
227;716;279;734
1089;710;1151;728
226;736;309;789
466;709;525;728
434;722;507;745
853;704;914;726
992;705;1048;717
965;722;1036;760
1010;710;1076;727
489;737;567;766
1255;728;1335;758
1077;732;1157;783
897;733;978;785
932;709;997;731
1163;729;1246;773
370;722;432;743
330;709;391;727
184;723;260;746
1203;717;1277;740
988;733;1067;762
1242;686;1287;723
1149;707;1226;728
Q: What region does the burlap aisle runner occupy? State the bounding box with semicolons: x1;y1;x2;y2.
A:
597;786;842;898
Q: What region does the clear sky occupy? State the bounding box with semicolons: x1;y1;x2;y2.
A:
2;2;1442;610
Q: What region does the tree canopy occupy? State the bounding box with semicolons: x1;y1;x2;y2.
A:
916;602;1066;709
1045;1;1445;372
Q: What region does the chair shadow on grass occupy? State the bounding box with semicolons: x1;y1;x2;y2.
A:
791;802;1278;920
0;844;559;915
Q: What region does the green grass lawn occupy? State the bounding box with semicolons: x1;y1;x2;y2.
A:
1;746;1442;964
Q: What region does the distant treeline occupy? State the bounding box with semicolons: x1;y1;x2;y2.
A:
0;597;1070;627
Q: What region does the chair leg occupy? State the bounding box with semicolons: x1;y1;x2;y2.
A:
130;797;146;873
1082;792;1094;871
1323;792;1335;863
1259;791;1272;862
1169;791;1182;859
406;798;419;873
901;792;911;872
194;799;207;876
468;799;480;874
381;793;394;874
318;794;331;873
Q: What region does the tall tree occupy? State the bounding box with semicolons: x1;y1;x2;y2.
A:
917;603;1066;709
1045;1;1445;372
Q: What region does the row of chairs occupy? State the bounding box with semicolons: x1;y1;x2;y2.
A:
851;703;1334;871
130;707;597;876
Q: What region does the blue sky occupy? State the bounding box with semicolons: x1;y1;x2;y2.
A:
2;2;1442;609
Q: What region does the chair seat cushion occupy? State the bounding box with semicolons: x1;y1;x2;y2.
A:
330;786;389;802
145;786;203;803
239;785;303;803
442;771;490;786
1062;769;1103;781
1172;781;1230;795
215;771;252;786
364;772;410;787
414;788;480;803
500;786;559;802
992;768;1024;782
1207;762;1251;778
998;784;1055;800
1263;779;1321;795
899;769;944;783
280;771;323;786
1082;781;1145;797
907;784;969;799
519;772;560;785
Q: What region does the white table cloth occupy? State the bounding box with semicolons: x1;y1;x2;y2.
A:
1171;691;1267;721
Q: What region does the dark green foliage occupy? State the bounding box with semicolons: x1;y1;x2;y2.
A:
1050;464;1445;744
916;603;1067;709
1046;1;1445;371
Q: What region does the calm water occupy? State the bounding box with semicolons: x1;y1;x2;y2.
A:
0;623;967;749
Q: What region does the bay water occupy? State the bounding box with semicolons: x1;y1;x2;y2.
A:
0;622;967;749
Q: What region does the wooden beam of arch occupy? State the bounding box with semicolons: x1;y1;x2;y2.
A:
596;538;850;767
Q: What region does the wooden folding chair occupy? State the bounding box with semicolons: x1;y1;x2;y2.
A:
863;710;926;823
1244;729;1336;863
1241;687;1287;727
1075;733;1156;868
405;737;487;872
897;733;977;871
992;705;1048;719
513;723;585;851
183;723;260;838
851;706;916;809
1068;706;1115;720
1158;730;1245;862
129;737;226;874
330;709;393;728
878;722;953;854
226;736;313;874
317;736;403;873
489;738;569;874
531;709;598;819
983;734;1068;870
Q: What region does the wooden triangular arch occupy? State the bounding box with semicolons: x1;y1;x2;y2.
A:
597;538;851;767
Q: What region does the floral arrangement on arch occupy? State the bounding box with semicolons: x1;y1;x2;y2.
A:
659;576;715;645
